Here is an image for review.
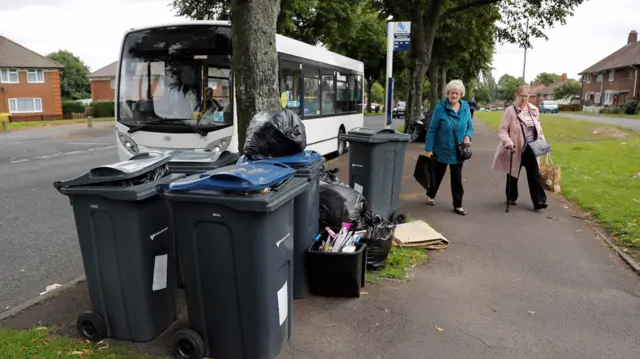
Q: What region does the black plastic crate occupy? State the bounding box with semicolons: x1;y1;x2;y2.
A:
306;240;367;298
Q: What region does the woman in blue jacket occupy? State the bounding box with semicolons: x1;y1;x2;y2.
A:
424;79;474;215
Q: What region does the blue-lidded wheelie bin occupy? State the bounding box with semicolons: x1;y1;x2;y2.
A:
157;161;309;359
167;150;240;289
53;152;184;342
239;150;323;299
340;128;411;223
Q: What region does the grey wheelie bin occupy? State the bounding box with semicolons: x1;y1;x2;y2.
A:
53;152;185;342
239;150;323;299
340;128;411;223
167;150;240;289
157;161;309;359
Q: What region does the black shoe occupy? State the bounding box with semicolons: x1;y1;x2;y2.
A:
453;207;467;216
534;202;548;210
507;200;517;206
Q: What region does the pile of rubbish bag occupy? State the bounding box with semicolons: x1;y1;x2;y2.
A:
318;165;397;270
242;109;307;160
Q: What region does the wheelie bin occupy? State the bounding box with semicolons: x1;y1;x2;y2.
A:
339;128;411;223
239;150;323;299
53;152;184;342
157;161;309;359
167;149;240;289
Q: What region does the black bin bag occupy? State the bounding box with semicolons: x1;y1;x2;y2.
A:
243;109;307;160
318;181;367;230
359;212;397;271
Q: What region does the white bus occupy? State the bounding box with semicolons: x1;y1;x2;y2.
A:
114;20;365;161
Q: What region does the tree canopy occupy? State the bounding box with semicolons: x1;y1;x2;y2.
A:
553;80;581;100
46;50;91;100
535;72;562;86
497;74;523;102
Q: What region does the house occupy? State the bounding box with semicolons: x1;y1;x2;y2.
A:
88;61;117;102
0;36;64;120
535;73;575;105
579;30;640;107
528;79;547;105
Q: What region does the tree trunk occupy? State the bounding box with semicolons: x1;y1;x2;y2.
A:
440;66;447;99
404;0;444;132
428;62;439;111
231;0;282;152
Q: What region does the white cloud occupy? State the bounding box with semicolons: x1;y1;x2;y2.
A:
491;0;640;82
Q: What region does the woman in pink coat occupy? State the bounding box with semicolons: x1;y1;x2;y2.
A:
492;84;548;211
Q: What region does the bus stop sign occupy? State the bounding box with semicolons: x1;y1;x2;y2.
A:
393;22;411;52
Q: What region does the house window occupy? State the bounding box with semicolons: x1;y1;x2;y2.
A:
608;70;615;82
596;73;603;82
585;74;591;83
595;92;602;104
110;78;116;89
0;69;19;83
207;78;218;89
27;70;44;83
604;91;613;105
8;98;43;113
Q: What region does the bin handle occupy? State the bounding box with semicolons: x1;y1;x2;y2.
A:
377;128;397;134
169;173;254;191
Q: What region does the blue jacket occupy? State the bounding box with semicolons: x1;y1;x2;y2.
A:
424;99;474;164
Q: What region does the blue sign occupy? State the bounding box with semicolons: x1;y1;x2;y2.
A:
393;22;411;52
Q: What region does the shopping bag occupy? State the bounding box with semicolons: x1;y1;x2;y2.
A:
540;154;561;192
413;154;435;192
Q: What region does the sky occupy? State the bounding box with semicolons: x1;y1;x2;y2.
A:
0;0;638;83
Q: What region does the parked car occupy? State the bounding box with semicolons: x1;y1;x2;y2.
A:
392;101;406;118
540;100;559;113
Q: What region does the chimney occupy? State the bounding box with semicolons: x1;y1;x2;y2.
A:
628;30;638;44
561;73;567;81
535;79;541;86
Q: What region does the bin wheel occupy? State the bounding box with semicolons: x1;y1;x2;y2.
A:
76;311;107;342
172;329;205;359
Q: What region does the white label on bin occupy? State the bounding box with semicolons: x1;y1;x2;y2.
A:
152;254;168;291
277;281;288;326
150;227;168;241
276;232;290;248
354;183;364;194
352;164;363;168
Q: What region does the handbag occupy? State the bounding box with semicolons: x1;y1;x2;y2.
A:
516;105;551;157
448;115;472;161
413;154;435;192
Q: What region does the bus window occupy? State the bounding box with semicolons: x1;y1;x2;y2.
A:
355;75;364;112
303;67;320;117
336;72;355;114
321;69;336;115
279;60;301;115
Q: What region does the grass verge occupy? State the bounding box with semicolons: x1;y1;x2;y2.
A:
0;327;154;359
4;117;114;130
476;112;640;252
565;111;640;120
367;247;428;284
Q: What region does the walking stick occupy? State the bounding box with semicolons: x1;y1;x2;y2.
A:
506;150;514;213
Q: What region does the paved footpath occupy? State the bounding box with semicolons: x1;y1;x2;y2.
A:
2;121;640;359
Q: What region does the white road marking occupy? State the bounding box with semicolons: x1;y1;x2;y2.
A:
8;145;115;164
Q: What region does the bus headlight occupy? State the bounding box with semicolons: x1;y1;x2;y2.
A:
205;137;231;153
118;132;139;154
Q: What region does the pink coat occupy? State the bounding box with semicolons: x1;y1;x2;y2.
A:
491;103;546;179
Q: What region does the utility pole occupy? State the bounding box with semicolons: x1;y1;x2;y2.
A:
522;18;529;84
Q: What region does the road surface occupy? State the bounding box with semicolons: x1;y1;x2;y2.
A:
552;113;640;130
0;123;118;313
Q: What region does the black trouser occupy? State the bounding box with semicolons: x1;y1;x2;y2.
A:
427;160;464;208
506;146;547;204
470;109;475;118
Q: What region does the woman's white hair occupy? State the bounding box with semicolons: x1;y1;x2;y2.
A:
445;79;466;97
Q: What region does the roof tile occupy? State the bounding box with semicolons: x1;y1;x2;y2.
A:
0;36;63;68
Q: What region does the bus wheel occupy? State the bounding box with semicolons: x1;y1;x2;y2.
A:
337;128;347;156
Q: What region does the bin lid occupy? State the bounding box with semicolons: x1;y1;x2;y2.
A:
238;150;323;168
340;127;411;144
168;161;296;192
54;152;171;188
168;150;240;173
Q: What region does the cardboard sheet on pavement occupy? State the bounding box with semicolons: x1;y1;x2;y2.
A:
393;220;449;249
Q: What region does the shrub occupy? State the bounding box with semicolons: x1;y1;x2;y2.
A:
599;108;609;114
62;101;85;114
635;102;640;114
622;100;639;115
610;106;623;114
90;101;115;118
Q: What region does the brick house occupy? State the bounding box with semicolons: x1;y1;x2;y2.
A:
0;36;64;120
535;73;576;105
88;61;117;102
579;30;640;107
